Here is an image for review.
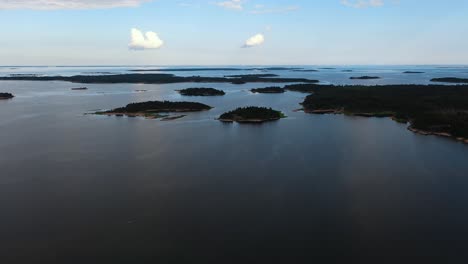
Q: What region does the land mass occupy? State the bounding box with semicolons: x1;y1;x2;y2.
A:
251;87;285;94
285;84;468;142
225;74;278;78
178;88;225;96
0;73;319;85
431;77;468;84
95;101;212;119
403;71;425;74
350;76;381;80
219;106;285;123
0;93;14;99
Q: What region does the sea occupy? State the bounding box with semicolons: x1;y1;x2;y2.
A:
1;65;468;263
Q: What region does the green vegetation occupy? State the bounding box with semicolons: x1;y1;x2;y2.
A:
0;73;319;85
219;106;285;123
96;101;212;119
289;84;468;140
350;76;381;80
178;88;225;96
251;87;285;93
431;77;468;84
0;93;14;99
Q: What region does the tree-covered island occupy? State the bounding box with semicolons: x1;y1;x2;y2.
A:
284;84;468;142
219;107;285;123
0;73;319;85
95;101;212;119
251;87;285;93
350;76;381;80
0;93;14;99
431;77;468;84
177;88;225;96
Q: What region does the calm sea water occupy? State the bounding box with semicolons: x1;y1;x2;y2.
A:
1;66;468;263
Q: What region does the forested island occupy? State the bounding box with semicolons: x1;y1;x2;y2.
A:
225;74;278;78
0;73;319;85
219;107;285;123
0;93;14;99
350;76;381;80
71;87;88;90
403;71;424;74
95;101;212;119
431;77;468;84
292;69;319;72
285;84;468;142
251;87;285;93
178;88;225;96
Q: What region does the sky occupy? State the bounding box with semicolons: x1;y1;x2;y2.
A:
0;0;468;65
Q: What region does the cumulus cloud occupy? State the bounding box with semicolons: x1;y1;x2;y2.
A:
216;0;243;10
0;0;151;10
242;33;265;48
129;28;164;50
341;0;384;8
249;5;299;14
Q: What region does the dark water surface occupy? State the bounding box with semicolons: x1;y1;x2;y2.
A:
1;66;468;263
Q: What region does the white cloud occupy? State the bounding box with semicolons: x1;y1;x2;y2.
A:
242;33;265;48
0;0;151;10
216;0;243;10
341;0;384;8
129;28;164;50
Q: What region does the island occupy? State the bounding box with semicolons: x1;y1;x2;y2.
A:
0;73;319;85
342;70;353;72
431;77;468;84
177;88;225;96
219;107;285;123
318;68;336;70
286;83;468;143
292;69;319;72
95;101;212;119
225;74;278;78
350;76;381;80
0;93;14;99
71;87;88;90
251;87;285;94
403;71;424;74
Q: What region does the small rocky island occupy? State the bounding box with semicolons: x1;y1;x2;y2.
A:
350;76;381;80
0;93;14;99
251;87;285;94
71;87;88;90
431;77;468;84
95;101;212;119
178;88;225;96
219;107;285;123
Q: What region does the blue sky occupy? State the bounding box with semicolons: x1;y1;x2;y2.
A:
1;0;467;65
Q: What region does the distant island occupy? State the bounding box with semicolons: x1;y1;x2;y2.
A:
431;77;468;84
403;71;424;74
178;88;225;96
225;74;278;78
251;87;285;94
71;87;88;90
0;73;319;85
285;83;468;142
95;101;212;119
291;69;319;72
350;76;381;80
219;106;285;123
342;70;353;72
130;68;244;72
0;93;14;99
318;68;336;70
